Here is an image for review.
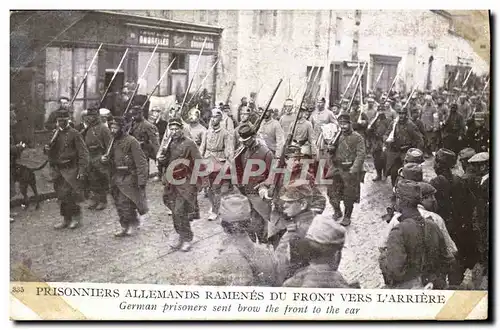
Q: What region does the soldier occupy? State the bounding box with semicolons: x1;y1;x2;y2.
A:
349;100;369;138
279;98;295;135
82;107;112;211
384;104;424;188
282;214;354;288
44;96;72;131
420;95;439;156
458;147;476;177
289;108;317;157
201;194;278;286
220;104;236;132
465;112;489;153
128;105;160;164
441;103;465;154
236;96;249;123
366;107;390;181
234;123;274;243
363;97;378;121
43;109;89;230
157;118;202;252
310;97;337;143
258;108;285;156
379;179;453;289
99;108;112;128
326;112;366;226
185;107;207;149
457;92;472;121
200;108;234;221
234;105;252;150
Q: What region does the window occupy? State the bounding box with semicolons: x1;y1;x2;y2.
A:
370;54;401;92
306;66;324;101
171;53;187;71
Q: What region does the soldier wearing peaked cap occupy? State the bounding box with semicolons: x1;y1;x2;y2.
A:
282;214;355;288
257;107;285;156
43;108;89;230
200;107;234;221
465;112;489;153
441;103;465;154
101;116;148;237
157;117;203;252
201;194;279;286
128;105;160;164
366;106;391;181
326;111;366;227
82;106;112;211
185;107;207;149
458;147;476;177
379;179;453;289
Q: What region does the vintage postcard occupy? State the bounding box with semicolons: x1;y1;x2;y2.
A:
9;8;490;321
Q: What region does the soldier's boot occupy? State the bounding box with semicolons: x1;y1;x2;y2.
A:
68;214;81;229
114;225;129;237
372;170;382;181
332;202;343;220
340;204;353;227
54;216;71;230
169;236;183;250
207;207;217;221
180;241;192;252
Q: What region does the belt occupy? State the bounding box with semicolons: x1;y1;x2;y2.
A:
208;149;224;153
115;166;135;174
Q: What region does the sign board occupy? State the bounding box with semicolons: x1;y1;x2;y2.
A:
139;30;170;46
190;35;215;50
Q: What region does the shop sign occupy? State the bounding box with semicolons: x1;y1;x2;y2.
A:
190;35;215;50
139;30;170;46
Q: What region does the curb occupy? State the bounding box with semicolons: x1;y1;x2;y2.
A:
10;172;160;208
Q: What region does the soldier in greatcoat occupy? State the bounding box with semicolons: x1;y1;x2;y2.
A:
234;123;274;244
200;108;234;220
366;107;390;181
384;104;424;188
128;105;160;164
441;103;465;154
44;109;89;230
326;112;366;226
157;117;203;252
465;112;489;153
258;108;285;156
101;117;148;237
279;98;295;135
201;194;278;286
185;107;207;149
82;107;112;210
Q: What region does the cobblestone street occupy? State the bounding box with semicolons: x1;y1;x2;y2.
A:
10;158;445;289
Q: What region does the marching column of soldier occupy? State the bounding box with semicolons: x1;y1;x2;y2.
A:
10;45;490;290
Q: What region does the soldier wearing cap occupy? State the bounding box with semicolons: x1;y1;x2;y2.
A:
82;106;112;211
128;105;160;165
101;116;148;237
465;112;489;153
99;108;112;128
221;104;236;132
201;194;278;286
43;109;89;230
349;100;369;135
310;97;337;145
157;117;203;252
458;147;476;177
441;103;465;154
457;92;472;120
44;96;74;131
279;98;295;136
257;107;285;156
288;107;317;158
467;152;489;281
282;214;353;288
234;105;254;150
379;179;452;289
186;107;207;149
200;108;234;221
234;122;274;244
326;111;366;226
420;94;438;156
366;106;390;181
384;104;424;187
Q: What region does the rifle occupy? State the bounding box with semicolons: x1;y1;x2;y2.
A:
385;86;417;144
186;58;220;107
339;64;360;102
48;44;103;150
141;57;177;111
99;48;129;107
346;62;367;113
225;81;236;105
234;79;283;159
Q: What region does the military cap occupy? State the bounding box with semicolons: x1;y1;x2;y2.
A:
474;112;486;120
280;180;312;202
306;214;346;246
238;123;256;141
55;109;70;119
240;106;251;114
168;117;184;127
286;143;301;156
223;104;231;110
319;97;326;103
401;163;423;182
411;93;418;99
435;148;457;168
468;152;489;164
396;179;421;203
337;111;351;123
188;107;200;117
450;103;458;111
458;147;476;161
442;90;449;96
219;194;251;223
110;116;126;127
130;105;142;113
396;106;407;114
405;148;424;164
418;182;437;198
211;108;223;117
99;108;111;116
86;106;99;116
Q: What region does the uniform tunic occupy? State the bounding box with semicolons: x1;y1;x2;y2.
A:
83;123;112;203
279;113;296;135
385;120;424;175
258;118;285;155
48;126;89;218
161;136;202;242
442;111;465;153
186;122;207;148
129;119;160;160
292;118;317;156
110;134;149;227
366;114;390;173
327;130;366;204
310;109;337;141
457;101;472;121
283;263;351;288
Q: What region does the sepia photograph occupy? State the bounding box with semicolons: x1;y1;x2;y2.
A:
9;8;491;321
